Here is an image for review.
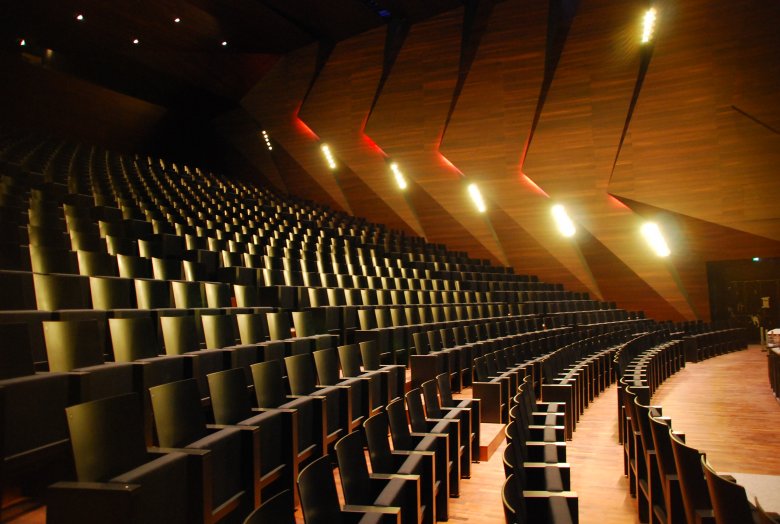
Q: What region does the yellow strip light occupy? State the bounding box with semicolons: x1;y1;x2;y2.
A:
390;163;407;190
321;144;337;170
551;204;576;237
468;183;486;213
642;7;657;44
641;222;670;257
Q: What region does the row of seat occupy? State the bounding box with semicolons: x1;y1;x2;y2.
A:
615;328;767;524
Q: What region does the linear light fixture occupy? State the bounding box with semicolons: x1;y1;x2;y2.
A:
641;7;657;44
551;204;576;237
468;183;487;213
641;222;670;257
261;130;273;151
389;162;407;190
321;144;337;170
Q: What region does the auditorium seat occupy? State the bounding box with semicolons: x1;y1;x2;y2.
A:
47;393;191;524
334;431;422;524
242;489;295;524
43;319;134;402
669;432;715;524
297;455;401;524
149;378;258;522
206;368;295;501
0;323;71;520
285;352;352;449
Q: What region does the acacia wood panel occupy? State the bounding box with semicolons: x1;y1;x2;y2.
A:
296;25;423;236
363;6;507;262
438;0;600;295
522;0;696;319
610;0;780;241
241;44;350;212
621;197;780;321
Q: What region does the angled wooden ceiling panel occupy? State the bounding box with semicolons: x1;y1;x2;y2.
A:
226;0;780;322
437;0;601;296
296;25;423;236
363;6;509;263
620;196;780;320
241;44;350;211
609;0;780;241
522;0;696;318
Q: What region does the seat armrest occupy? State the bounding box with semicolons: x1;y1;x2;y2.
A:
342;505;402;524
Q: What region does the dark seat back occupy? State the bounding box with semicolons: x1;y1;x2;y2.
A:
149;379;208;447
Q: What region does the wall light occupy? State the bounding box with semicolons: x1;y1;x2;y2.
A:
468;183;487;213
641;222;670;257
261;130;273;151
551;204;576;237
641;7;657;44
389;162;407;190
321;144;337;170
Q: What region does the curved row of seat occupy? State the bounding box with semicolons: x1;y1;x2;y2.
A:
613;328;775;524
499;330;642;524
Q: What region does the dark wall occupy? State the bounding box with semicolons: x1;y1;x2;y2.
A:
708;258;780;339
0;52;168;153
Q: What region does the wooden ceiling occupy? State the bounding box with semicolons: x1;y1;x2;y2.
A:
225;0;780;321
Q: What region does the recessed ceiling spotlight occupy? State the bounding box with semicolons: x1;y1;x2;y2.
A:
174;17;181;23
76;14;84;21
132;38;140;45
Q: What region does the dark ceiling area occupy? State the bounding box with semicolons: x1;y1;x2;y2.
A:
1;0;465;112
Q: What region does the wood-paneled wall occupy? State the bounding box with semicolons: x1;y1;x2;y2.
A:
230;0;780;321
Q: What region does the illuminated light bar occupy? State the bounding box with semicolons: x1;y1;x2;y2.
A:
321;144;337;170
389;162;407;190
641;222;670;257
468;183;487;213
261;130;273;151
641;7;657;44
551;204;576;237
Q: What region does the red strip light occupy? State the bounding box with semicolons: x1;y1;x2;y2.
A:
293;105;319;140
519;172;548;197
361;133;387;157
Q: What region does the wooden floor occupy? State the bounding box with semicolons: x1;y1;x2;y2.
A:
8;345;779;523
